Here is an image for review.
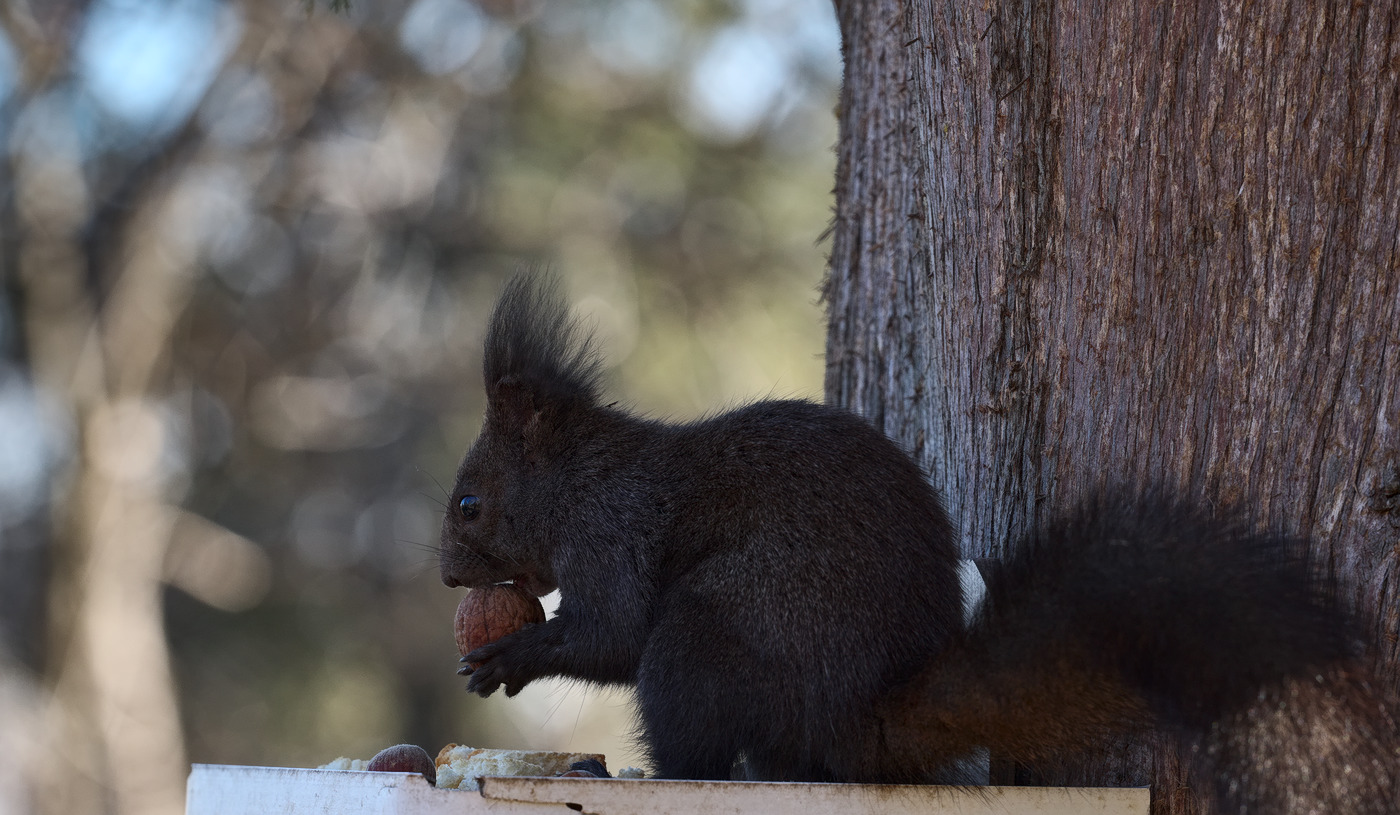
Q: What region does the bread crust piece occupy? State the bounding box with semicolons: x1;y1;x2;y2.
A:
432;744;607;790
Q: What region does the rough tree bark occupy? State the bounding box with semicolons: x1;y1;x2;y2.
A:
825;0;1399;811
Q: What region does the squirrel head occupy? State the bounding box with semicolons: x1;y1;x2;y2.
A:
439;273;604;596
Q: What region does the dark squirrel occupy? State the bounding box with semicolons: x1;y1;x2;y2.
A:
439;274;1398;812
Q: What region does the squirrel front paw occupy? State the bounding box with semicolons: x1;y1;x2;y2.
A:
460;634;535;697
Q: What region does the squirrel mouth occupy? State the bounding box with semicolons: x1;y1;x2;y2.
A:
439;553;555;595
439;570;553;596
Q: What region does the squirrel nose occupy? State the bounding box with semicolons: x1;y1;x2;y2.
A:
441;572;462;588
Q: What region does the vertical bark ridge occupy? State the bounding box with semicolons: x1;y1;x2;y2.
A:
827;0;1400;810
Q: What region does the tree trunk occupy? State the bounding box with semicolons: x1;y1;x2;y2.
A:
825;0;1400;811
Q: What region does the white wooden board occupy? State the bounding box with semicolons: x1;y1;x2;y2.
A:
185;764;1149;815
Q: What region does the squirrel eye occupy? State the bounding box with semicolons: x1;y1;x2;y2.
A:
458;495;481;521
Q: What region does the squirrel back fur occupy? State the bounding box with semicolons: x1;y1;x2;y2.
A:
439;274;1399;811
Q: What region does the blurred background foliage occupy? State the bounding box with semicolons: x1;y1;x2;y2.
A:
0;0;839;812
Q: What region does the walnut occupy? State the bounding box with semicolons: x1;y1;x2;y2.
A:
454;583;546;664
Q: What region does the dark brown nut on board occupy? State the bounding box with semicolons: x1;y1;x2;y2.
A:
366;744;436;785
455;583;546;664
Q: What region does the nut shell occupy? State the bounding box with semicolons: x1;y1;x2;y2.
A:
454;584;546;663
366;743;436;785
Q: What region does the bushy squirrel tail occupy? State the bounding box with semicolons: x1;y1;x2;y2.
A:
875;492;1399;812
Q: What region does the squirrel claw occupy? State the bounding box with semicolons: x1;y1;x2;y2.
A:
457;665;473;676
466;672;500;697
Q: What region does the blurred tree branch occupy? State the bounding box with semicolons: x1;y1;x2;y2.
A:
18;92;197;815
7;5;353;814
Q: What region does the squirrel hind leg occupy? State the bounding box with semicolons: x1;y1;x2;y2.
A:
634;639;748;780
635;654;825;781
642;729;741;781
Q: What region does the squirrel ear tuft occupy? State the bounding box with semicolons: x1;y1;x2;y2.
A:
484;272;604;407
